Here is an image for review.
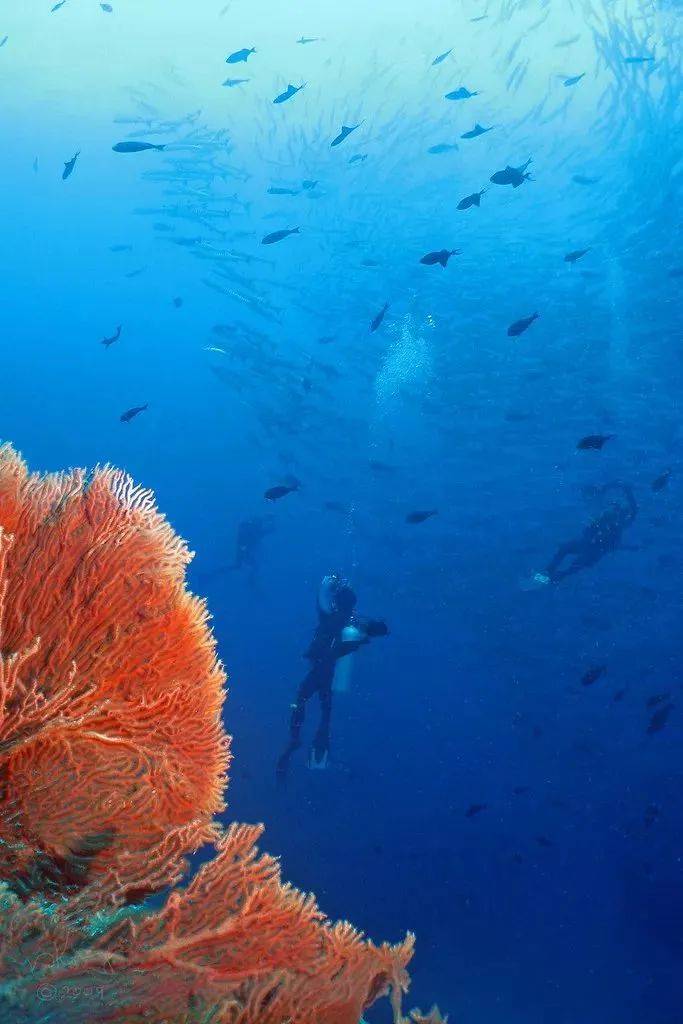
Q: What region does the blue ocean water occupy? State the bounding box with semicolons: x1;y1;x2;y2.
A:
2;0;682;1021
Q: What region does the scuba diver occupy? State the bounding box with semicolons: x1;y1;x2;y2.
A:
229;516;274;582
535;482;638;585
276;574;388;781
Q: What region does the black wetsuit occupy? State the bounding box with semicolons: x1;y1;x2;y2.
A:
276;596;387;781
545;484;638;583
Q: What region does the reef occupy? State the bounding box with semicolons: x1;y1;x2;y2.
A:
0;443;415;1023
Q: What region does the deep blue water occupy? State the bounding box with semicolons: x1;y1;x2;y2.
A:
2;1;683;1021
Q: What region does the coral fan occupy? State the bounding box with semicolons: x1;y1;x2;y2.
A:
0;445;414;1023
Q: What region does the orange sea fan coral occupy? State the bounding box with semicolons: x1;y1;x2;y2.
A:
0;442;230;900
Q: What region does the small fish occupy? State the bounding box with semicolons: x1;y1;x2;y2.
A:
331;123;362;147
461;123;493;139
349;153;367;164
101;325;122;348
572;174;599;185
361;259;379;267
427;142;458;154
369;460;396;474
222;78;249;88
445;86;478;100
125;267;145;278
100;3;113;11
370;302;389;332
507;312;539;337
51;1;67;10
226;47;255;64
513;786;530;795
120;404;148;423
267;186;299;196
647;703;674;734
576;434;613;451
261;227;300;245
643;804;659;828
406;509;438;524
112;141;165;153
273;83;305;104
302;179;318;190
297;36;319;44
651;469;671;492
465;803;487;818
565;248;590;263
581;664;606;686
420;249;460;268
668;268;683;279
612;688;626;703
624;55;654;64
62;151;80;180
317;335;336;344
536;836;554;848
204;345;227;355
470;13;488;20
109;243;132;252
563;72;585;86
265;480;300;502
647;692;671;709
555;34;580;47
491;159;532;188
33;156;39;173
173;297;183;308
0;35;8;47
432;48;453;65
457;189;485;210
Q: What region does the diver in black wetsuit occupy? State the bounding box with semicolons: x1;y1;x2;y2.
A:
539;483;638;584
230;516;274;581
276;574;388;781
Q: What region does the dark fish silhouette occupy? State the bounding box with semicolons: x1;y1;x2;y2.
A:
113;141;165;153
369;459;396;474
432;48;453;65
461;123;493;139
264;480;300;502
647;703;674;734
471;13;488;20
302;179;318;190
406;509;438;524
273;83;305;104
536;836;554;848
624;55;654;64
51;1;67;10
491;159;532;188
0;35;8;47
572;174;599;185
428;142;458;154
331;123;362;147
651;469;671;492
581;664;606;686
222;77;249;87
120;404;147;423
173;296;183;308
612;688;626;703
445;86;478;100
420;249;460;268
507;312;539;337
297;36;319;44
565;248;590;263
577;434;613;451
457;189;485;210
100;3;113;10
267;186;299;196
370;302;389;332
226;47;255;64
466;803;487;818
261;227;300;245
101;325;122;348
62;151;79;180
349;153;367;164
563;73;585;86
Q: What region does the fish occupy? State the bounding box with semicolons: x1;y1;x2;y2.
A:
267;186;299;196
51;1;67;10
563;73;585;86
349;153;367;164
204;345;227;355
361;259;380;267
490;159;532;188
624;55;654;64
100;2;113;10
222;77;249;87
470;13;488;20
457;189;485;210
507;312;539;337
647;692;671;709
420;249;460;268
461;123;493;139
651;469;671;492
62;151;80;180
565;248;590;263
302;179;318;190
643;804;659;828
112;141;165;153
370;302;389;332
555;34;580;47
226;47;255;64
406;510;438;524
109;243;132;252
612;689;626;703
273;83;305;104
33;156;39;173
572;174;599;185
668;268;683;279
264;480;300;502
445;86;478;100
369;460;396;474
647;703;674;734
581;664;606;686
427;142;458;154
0;35;8;47
120;404;148;423
465;803;487;818
317;336;336;344
432;48;453;65
101;325;122;348
576;434;613;451
125;267;145;278
536;836;554;848
331;123;362;147
261;227;300;245
173;297;183;308
297;36;319;44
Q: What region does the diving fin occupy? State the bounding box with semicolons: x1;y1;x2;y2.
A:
308;748;329;770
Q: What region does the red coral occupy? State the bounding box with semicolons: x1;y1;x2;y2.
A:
0;445;414;1024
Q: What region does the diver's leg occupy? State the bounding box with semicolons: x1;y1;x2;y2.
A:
545;541;580;581
311;682;333;767
276;671;318;781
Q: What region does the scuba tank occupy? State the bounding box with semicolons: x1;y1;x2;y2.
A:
332;625;362;694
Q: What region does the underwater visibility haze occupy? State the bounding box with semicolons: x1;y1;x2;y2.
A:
1;0;682;1021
